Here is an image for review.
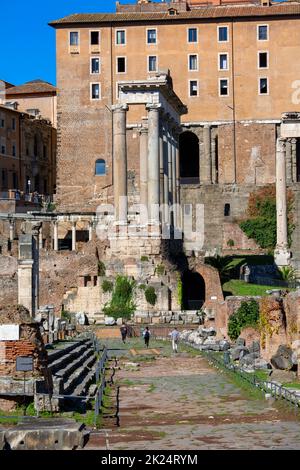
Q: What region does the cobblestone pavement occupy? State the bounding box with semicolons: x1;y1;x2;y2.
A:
86;338;300;450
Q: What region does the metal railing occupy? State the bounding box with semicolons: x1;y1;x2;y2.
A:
94;347;108;425
203;350;300;410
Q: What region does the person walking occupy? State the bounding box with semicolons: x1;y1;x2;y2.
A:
120;323;128;344
143;326;151;348
170;327;180;353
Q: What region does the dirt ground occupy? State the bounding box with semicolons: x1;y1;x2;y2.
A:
85;338;300;450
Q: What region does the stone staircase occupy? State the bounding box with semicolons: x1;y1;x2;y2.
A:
46;338;98;405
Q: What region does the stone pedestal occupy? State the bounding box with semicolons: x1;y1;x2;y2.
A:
18;234;39;317
275;138;291;266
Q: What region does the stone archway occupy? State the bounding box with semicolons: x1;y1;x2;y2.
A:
182;270;205;310
179;131;199;183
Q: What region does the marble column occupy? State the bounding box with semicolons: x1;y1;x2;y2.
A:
175;131;181;228
112;104;129;223
39;225;43;250
139;124;148;212
167;121;173;205
202;125;212;184
285;138;292;184
71;222;76;252
146;103;161;223
163;123;169;225
53;221;58;251
171;131;177;226
9;220;14;242
159;122;165;215
88;221;93;241
275;138;291;266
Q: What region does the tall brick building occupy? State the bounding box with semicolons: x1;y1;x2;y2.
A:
49;0;300;256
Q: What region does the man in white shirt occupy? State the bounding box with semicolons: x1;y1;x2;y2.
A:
170;327;180;353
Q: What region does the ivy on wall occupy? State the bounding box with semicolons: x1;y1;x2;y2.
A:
239;186;294;250
103;275;136;319
228;300;259;340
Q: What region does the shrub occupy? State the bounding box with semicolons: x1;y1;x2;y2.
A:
278;266;296;281
101;279;113;293
239;186;294;250
103;275;136;319
141;256;149;262
145;286;157;306
155;264;165;276
228;300;259;340
61;310;71;322
138;284;146;291
98;261;106;277
177;273;183;309
227;239;235;247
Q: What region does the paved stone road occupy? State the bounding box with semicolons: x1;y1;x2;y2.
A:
86;338;300;450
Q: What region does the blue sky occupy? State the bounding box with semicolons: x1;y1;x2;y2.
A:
0;0;141;86
0;0;284;86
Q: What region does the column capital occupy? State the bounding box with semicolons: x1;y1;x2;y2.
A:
291;138;297;145
146;103;162;112
139;125;148;135
111;104;129;113
277;137;286;152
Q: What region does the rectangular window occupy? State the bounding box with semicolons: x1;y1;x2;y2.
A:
188;28;198;43
12;143;16;157
259;77;268;94
258;25;268;41
219;78;229;96
90;31;100;45
188;54;198;71
70;32;79;46
189;80;198;97
91;83;100;100
218;26;228;42
117;57;126;73
147;29;157;44
219;53;229;70
12;118;16;130
91;57;100;74
116;30;126;45
0;118;4;128
148;55;157;72
258;52;268;69
1;145;6;154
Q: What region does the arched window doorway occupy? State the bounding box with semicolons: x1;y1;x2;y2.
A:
179;131;199;183
182;270;205;310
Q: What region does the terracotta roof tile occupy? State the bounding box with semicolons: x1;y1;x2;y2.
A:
6;80;56;96
49;4;300;26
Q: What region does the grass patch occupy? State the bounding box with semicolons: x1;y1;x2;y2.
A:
147;384;156;393
282;382;300;389
223;279;288;297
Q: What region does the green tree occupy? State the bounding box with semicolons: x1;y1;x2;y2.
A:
228;300;259;341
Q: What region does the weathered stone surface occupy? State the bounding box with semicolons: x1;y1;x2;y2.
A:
240;352;261;367
271;345;294;370
231;346;249;361
270;369;296;383
0;418;86;450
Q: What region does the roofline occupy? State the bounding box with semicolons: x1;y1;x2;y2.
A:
48;6;300;28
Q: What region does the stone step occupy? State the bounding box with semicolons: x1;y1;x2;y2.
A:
56;348;95;383
47;339;90;364
72;367;97;397
63;355;97;396
48;343;90;375
88;383;98;397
